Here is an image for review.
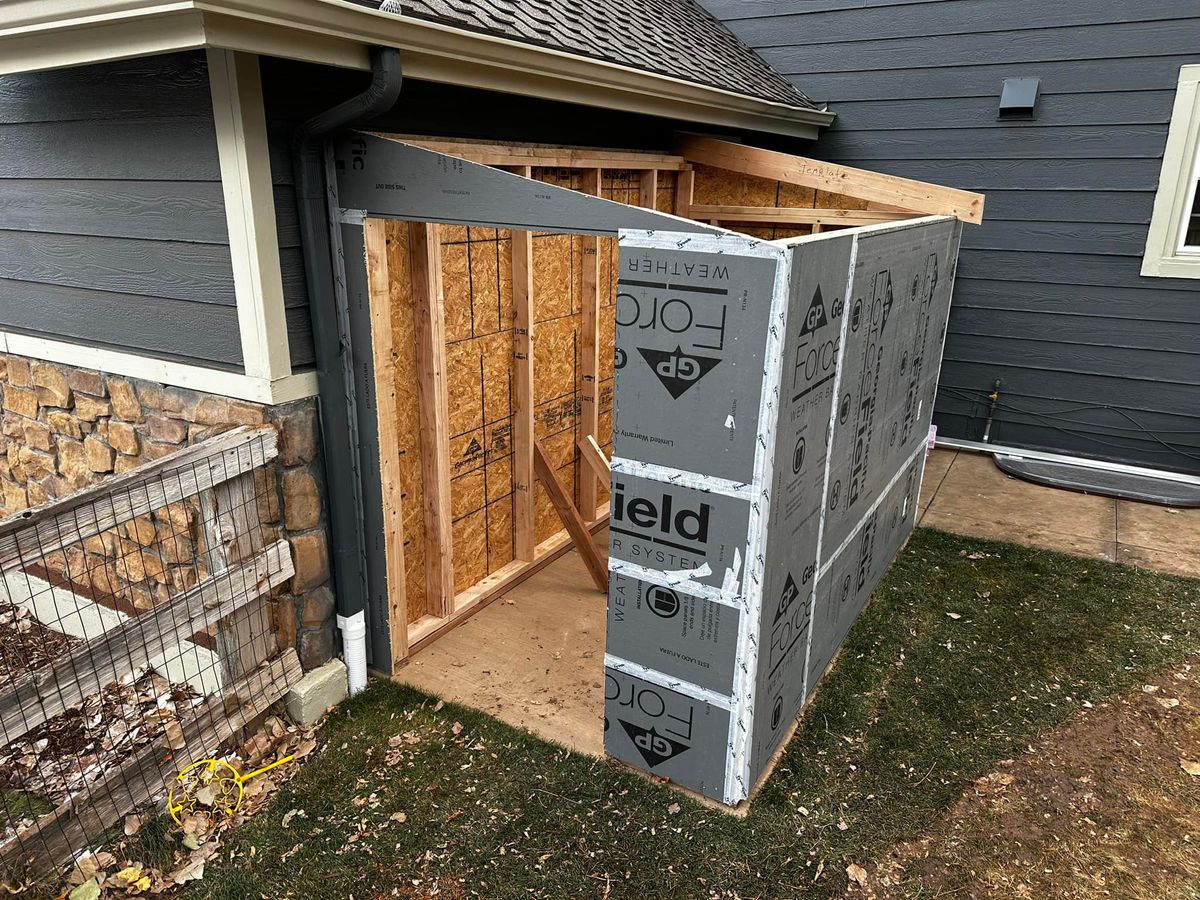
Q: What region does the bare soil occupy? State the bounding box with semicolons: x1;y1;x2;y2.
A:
850;657;1200;899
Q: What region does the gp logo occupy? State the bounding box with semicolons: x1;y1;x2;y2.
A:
637;346;721;399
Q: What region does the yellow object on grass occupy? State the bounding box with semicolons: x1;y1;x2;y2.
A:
167;755;293;823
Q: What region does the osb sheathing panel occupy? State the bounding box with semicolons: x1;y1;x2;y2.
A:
441;226;519;594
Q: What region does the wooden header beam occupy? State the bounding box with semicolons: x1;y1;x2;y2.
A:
675;135;984;224
690;204;915;227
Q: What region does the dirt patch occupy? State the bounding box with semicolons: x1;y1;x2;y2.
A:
849;657;1200;899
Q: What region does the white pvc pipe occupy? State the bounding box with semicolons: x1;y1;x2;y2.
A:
337;610;368;696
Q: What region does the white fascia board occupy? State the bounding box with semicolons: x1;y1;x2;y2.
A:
0;0;832;138
0;332;318;405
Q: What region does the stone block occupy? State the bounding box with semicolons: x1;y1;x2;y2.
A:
67;369;106;397
45;410;83;440
147;414;188;444
3;386;39;419
7;357;30;387
277;404;319;467
289;529;329;594
74;394;112;422
123;515;158;547
285;658;347;725
108;378;142;422
26;478;51;507
2;480;27;513
297;625;335;671
84;435;115;473
107;421;139;456
282;467;322;532
31;362;72;408
114;454;141;475
137;383;190;415
17;446;55;481
157;525;195;565
57;438;91;488
299;584;335;628
23;421;52;452
141;440;177;461
192;396;266;427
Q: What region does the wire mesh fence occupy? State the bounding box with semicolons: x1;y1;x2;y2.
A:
0;426;299;890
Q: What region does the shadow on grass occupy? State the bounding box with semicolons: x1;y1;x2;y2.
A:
186;528;1199;899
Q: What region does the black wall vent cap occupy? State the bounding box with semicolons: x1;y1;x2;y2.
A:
998;77;1040;120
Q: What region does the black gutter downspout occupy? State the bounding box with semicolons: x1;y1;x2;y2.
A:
292;47;403;624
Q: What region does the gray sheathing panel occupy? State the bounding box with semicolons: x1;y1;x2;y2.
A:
807;452;925;694
612;246;779;482
820;220;959;558
608;472;750;592
748;232;856;783
607;572;740;695
605;217;962;805
333;133;722;236
603;666;731;799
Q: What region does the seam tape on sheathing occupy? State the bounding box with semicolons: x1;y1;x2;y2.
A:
604;653;734;711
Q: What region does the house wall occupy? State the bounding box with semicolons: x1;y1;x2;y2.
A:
704;1;1200;473
0;51;313;372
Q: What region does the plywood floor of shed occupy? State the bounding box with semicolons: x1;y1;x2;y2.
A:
395;529;609;758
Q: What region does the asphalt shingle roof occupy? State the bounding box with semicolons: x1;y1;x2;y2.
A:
359;0;817;110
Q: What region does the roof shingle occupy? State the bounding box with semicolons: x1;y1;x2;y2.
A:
357;0;816;110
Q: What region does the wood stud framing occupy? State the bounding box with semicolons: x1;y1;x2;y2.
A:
366;136;982;669
510;174;537;561
364;218;411;667
578;167;602;521
408;221;455;617
675;134;984;224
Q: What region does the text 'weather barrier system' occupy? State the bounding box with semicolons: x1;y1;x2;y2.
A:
604;218;961;804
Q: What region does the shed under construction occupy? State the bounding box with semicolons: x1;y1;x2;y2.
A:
336;134;980;804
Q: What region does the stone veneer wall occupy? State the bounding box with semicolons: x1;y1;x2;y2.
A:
0;354;336;669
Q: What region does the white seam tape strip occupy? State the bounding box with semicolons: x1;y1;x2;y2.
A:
817;439;928;581
604;653;734;711
610;457;753;500
724;244;792;805
800;233;859;705
607;558;739;607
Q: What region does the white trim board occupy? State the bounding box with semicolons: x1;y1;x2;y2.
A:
207;48;293;383
1142;65;1200;279
0;332;318;405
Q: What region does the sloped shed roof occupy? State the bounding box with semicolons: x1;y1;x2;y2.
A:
356;0;818;110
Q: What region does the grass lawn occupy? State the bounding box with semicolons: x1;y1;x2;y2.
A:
183;528;1200;899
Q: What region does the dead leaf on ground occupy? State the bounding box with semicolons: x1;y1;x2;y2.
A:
1181;758;1200;777
973;772;1016;797
847;863;870;888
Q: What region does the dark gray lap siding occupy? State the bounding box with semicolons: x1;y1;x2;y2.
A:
0;52;246;369
706;1;1200;472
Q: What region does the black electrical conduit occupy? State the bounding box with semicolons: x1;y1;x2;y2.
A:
292;47;403;623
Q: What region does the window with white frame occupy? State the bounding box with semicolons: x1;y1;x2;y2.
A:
1143;65;1200;277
